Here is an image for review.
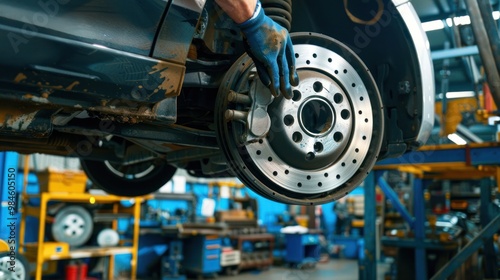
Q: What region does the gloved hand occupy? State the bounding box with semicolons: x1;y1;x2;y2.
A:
238;1;299;99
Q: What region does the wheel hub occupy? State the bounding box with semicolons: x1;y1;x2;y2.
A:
245;44;374;195
265;70;354;171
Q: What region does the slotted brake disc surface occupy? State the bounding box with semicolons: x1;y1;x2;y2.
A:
216;33;384;205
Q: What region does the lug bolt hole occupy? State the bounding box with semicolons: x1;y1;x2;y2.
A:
341;109;350;120
334;93;343;104
293;132;303;143
292;90;302;102
314;142;323;153
284;115;294;126
313;81;323;92
306;152;315;161
334;132;343;142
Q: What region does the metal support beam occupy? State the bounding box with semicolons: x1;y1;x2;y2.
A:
480;178;498;278
378;176;415;228
377;143;500;167
360;171;378;280
477;0;500;76
431;46;479;60
414;178;428;280
431;212;500;280
465;0;500;108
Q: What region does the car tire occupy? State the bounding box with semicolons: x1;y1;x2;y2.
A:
81;158;176;197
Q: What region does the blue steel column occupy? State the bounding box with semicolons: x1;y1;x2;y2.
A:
378;176;414;228
413;177;428;280
480;178;498;278
360;171;379;280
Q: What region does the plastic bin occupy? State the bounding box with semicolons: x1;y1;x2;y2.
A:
37;168;87;193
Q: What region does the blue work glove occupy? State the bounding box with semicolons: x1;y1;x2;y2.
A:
238;1;299;99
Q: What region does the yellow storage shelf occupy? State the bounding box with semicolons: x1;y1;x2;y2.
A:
19;192;150;280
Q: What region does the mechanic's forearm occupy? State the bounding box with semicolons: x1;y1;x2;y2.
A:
215;0;258;24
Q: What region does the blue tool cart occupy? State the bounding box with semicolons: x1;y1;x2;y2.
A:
181;235;221;276
284;232;321;267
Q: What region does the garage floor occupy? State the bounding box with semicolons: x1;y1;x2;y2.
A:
132;259;391;280
202;259;390;280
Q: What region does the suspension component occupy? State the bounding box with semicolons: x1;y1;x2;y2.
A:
261;0;292;31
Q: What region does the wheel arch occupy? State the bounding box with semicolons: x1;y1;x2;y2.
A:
291;0;434;158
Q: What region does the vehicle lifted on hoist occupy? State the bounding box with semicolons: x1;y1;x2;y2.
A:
0;0;434;205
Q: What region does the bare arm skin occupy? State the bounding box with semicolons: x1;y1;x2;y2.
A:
215;0;258;24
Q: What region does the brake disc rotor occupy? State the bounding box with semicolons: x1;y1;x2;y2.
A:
52;205;93;247
215;33;384;205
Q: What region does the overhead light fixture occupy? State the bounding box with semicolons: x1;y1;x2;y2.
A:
447;133;467;145
494;11;500;20
422;20;445;32
422;11;500;32
436;91;475;99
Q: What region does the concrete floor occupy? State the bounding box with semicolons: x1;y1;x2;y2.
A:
199;259;391;280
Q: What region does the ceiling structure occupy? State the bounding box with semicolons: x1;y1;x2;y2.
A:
411;0;500;144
